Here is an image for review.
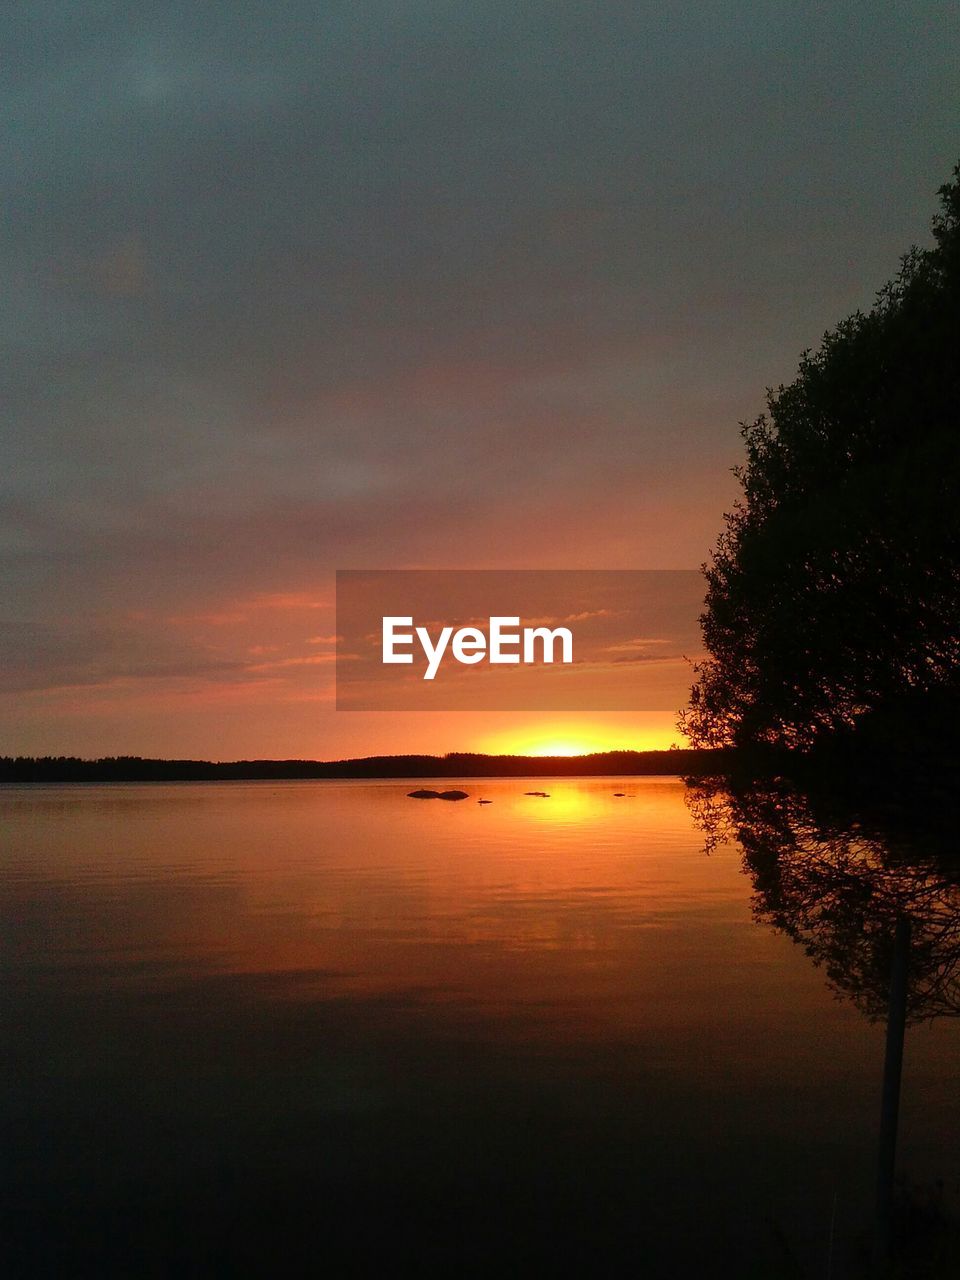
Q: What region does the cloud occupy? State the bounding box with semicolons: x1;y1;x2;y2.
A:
244;653;338;672
603;637;673;653
0;618;249;694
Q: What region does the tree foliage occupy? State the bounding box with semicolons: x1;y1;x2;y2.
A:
682;166;960;752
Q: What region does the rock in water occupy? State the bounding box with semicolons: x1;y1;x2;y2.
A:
438;789;469;801
408;789;441;799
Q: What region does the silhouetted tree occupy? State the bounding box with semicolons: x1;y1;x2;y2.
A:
682;166;960;753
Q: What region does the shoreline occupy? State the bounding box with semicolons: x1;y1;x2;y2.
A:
0;749;729;784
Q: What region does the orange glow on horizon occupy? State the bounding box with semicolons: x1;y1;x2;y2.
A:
476;717;685;758
528;740;593;757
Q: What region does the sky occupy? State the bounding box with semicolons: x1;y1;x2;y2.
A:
2;3;959;759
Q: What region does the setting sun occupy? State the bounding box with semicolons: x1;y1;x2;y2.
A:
527;740;591;756
476;714;685;758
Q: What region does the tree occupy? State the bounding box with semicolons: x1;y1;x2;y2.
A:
681;166;960;753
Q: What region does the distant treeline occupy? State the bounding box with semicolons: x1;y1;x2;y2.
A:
0;749;731;784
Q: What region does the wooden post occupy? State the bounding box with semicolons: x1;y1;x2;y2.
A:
875;913;911;1260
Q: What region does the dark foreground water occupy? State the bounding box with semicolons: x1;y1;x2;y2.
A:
2;779;958;1277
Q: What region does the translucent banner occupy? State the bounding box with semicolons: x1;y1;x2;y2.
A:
336;570;704;711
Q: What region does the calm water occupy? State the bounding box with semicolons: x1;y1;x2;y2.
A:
2;778;958;1277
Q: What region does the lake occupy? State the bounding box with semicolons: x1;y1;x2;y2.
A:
2;778;958;1277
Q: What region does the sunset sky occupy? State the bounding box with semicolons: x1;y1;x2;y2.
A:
3;5;959;759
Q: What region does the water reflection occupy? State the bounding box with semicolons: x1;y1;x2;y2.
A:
2;779;959;1277
687;774;960;1269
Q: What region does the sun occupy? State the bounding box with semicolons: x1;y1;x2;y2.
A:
473;715;685;758
526;739;592;757
479;723;619;757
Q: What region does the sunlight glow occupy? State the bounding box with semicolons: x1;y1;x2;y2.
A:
474;714;685;758
526;739;594;757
